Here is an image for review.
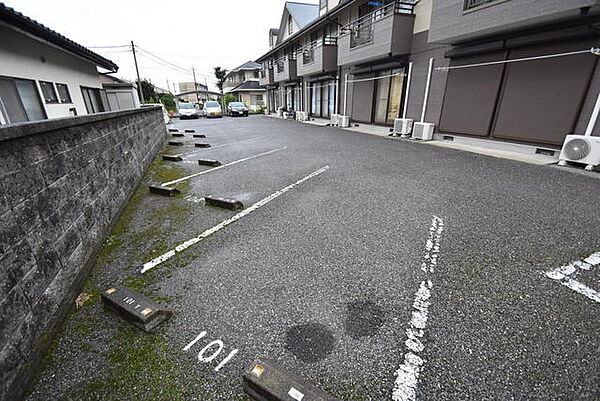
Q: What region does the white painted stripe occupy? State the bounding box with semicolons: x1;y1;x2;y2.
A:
544;251;600;303
393;216;444;401
183;331;207;351
161;146;286;187
142;165;330;273
214;349;239;371
562;279;600;303
180;136;265;157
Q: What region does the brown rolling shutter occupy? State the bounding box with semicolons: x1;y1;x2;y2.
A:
351;73;374;123
439;51;506;136
491;39;597;146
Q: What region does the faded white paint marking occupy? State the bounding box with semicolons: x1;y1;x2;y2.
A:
183;331;207;351
141;165;329;273
393;216;444;401
214;349;238;372
544;251;600;303
198;340;223;362
161;146;286;187
184;195;205;204
180;136;265;157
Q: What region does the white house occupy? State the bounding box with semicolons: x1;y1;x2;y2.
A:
0;3;119;125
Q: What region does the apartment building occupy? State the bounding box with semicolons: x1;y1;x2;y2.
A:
257;0;600;150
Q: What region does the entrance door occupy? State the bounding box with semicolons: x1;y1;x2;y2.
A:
373;75;390;124
372;69;405;125
321;82;329;118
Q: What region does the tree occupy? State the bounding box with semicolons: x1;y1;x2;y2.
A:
140;79;157;103
157;93;176;112
223;93;236;106
213;67;228;93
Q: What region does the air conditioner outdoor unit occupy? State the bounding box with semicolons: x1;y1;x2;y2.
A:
339;115;350;128
558;134;600;170
412;122;435;141
393;118;413;137
330;114;339;127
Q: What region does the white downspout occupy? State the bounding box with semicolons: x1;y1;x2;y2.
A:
402;61;413;119
420;57;434;123
343;72;349;116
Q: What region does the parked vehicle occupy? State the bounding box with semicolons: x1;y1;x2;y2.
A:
177;103;201;119
204;101;223;118
227;101;249;117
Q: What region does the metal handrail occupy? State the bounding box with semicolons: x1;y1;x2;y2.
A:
340;1;416;39
296;36;338;60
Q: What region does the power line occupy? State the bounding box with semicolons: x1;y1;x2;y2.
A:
135;51;191;75
135;45;192;73
135;45;213;78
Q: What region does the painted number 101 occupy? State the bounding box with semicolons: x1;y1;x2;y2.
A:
183;331;238;372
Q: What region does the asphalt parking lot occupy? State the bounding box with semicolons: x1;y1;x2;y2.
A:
26;115;600;400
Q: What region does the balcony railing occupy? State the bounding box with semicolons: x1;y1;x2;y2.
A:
297;36;338;65
463;0;505;10
340;1;416;48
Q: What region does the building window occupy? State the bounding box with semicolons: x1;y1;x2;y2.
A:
39;81;58;104
320;0;327;10
81;86;108;114
56;83;72;103
288;15;293;34
0;76;46;124
254;70;259;78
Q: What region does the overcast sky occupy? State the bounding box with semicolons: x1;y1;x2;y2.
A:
4;0;318;92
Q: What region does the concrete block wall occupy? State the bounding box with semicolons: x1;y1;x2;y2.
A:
0;106;166;401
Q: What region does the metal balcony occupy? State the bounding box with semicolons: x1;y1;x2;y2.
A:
259;67;274;86
338;1;416;67
297;36;338;77
273;55;298;83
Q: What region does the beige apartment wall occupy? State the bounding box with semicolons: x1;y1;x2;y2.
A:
413;0;432;34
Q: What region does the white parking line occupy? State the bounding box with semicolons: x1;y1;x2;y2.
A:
161;147;286;187
141;165;330;273
544;251;600;303
393;216;444;401
180;136;265;157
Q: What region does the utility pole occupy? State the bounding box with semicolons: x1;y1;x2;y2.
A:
204;77;209;104
131;41;144;103
192;67;200;104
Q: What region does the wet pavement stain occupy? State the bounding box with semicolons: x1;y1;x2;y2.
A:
285;322;335;363
345;300;385;339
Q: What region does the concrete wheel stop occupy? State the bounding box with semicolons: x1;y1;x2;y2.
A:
162;154;183;162
205;195;243;210
168;128;179;132
193;134;206;138
149;184;180;196
168;140;184;146
171;133;185;137
242;358;340;401
195;143;211;148
101;285;173;332
197;159;221;167
184;129;195;133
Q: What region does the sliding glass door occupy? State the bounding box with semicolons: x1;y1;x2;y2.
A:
372;69;404;125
